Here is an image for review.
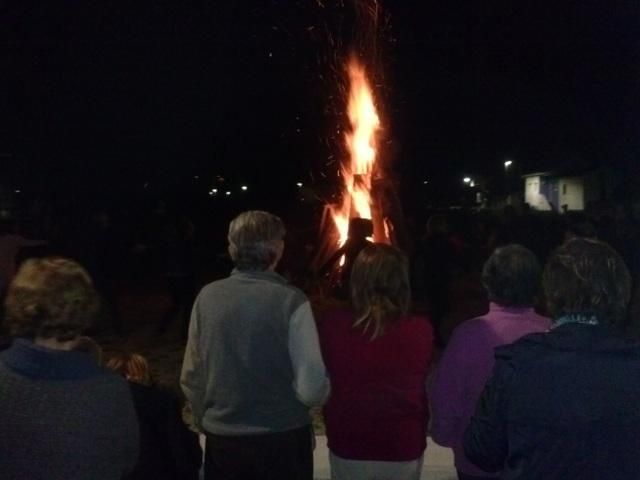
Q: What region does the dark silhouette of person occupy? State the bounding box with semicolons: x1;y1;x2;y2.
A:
107;353;202;480
321;218;373;298
157;215;196;337
415;214;455;346
81;210;123;335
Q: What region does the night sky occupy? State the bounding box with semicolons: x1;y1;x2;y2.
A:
2;1;639;204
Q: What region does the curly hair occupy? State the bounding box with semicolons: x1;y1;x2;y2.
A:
543;238;631;326
4;257;100;341
350;243;411;340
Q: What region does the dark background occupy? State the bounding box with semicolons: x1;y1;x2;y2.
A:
2;0;639;209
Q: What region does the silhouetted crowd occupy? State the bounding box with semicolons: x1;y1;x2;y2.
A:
2;203;640;479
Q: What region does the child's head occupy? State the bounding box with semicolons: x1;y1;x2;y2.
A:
106;352;152;385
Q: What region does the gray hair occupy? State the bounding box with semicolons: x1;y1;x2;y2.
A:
482;244;542;307
228;211;285;271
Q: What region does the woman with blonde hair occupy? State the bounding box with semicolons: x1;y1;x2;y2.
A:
317;244;435;480
107;352;202;480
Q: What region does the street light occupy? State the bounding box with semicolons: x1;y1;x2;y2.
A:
463;177;471;184
504;160;513;169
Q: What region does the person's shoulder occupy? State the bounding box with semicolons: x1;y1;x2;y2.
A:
452;314;494;338
69;369;135;416
195;276;245;305
198;276;232;295
277;281;308;301
529;312;553;328
402;314;434;333
439;315;497;360
234;271;308;300
494;330;549;360
94;368;132;390
317;308;354;331
398;314;434;346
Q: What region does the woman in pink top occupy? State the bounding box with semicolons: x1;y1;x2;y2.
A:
430;244;551;480
317;244;434;480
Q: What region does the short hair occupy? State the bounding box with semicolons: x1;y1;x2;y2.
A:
228;210;285;271
543;238;631;326
106;353;152;385
4;257;99;341
482;244;542;307
350;243;411;340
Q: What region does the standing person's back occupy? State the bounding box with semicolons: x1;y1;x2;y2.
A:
181;210;330;480
417;214;455;345
318;244;434;480
107;353;202;480
430;245;551;480
0;257;138;480
464;238;640;479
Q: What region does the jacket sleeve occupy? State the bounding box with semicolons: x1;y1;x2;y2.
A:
288;301;331;407
463;354;514;473
180;297;206;431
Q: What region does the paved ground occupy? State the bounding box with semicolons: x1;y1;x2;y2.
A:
196;435;457;479
312;435;457;480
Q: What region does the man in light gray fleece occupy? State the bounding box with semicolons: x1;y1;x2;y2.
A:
181;210;330;480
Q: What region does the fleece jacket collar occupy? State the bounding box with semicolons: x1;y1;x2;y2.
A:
1;338;101;380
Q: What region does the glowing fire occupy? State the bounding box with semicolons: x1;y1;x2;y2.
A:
331;57;381;247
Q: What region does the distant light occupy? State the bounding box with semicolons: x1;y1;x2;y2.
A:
504;160;513;168
194;175;199;179
14;189;20;194
423;180;428;185
463;177;471;184
226;191;231;196
470;180;475;187
296;182;303;187
241;185;248;191
212;188;218;193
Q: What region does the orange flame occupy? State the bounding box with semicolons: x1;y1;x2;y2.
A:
331;58;381;248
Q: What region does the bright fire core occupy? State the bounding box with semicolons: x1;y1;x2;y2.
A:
331;58;381;247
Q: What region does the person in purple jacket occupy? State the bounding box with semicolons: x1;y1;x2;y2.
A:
429;244;551;480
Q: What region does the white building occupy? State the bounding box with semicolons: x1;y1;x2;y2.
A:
523;167;618;213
